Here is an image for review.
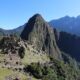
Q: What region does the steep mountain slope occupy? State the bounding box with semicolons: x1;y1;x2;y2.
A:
21;14;62;60
50;16;80;36
54;28;80;62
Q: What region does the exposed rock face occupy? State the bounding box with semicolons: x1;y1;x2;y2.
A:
54;29;80;61
21;14;62;60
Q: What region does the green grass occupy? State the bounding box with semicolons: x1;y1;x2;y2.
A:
22;47;50;65
0;68;38;80
0;68;13;80
0;54;5;61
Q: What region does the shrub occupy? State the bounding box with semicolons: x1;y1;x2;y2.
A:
24;58;80;80
18;46;25;58
26;63;43;79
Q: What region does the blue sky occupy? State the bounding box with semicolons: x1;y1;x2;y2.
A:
0;0;80;29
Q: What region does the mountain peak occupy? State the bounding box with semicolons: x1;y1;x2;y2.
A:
21;14;62;60
28;13;44;23
20;13;46;40
32;13;42;18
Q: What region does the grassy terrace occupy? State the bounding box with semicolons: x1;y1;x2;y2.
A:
22;47;50;65
0;68;13;80
0;67;38;80
0;40;49;80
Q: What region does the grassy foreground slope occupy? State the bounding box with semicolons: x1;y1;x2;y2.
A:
0;68;13;80
22;45;50;65
0;67;38;80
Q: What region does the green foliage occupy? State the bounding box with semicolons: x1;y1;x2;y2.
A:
24;57;80;80
25;63;43;79
42;68;57;80
18;46;25;58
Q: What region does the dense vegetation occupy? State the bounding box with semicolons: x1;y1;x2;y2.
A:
24;56;80;80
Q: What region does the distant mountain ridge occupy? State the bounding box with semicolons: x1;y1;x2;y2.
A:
1;15;80;36
50;15;80;36
0;24;24;36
